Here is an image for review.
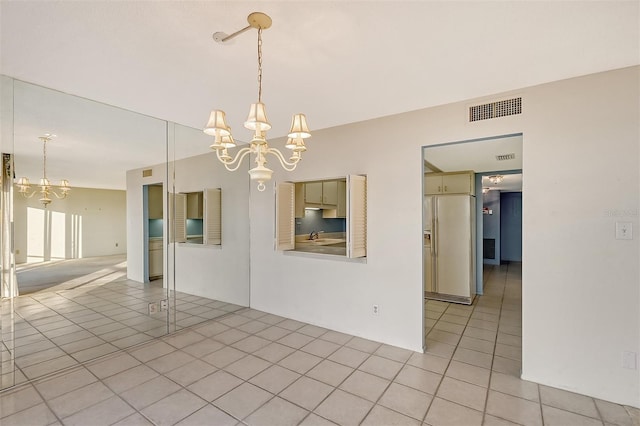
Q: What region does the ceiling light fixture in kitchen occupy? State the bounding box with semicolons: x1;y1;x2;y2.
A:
16;134;71;207
205;12;311;192
488;175;504;185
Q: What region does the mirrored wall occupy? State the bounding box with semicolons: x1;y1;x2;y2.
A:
0;76;251;390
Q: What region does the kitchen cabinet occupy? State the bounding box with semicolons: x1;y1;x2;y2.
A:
425;172;475;195
187;192;203;219
322;181;338;205
149;238;163;279
305;181;338;207
304;182;323;204
148;185;163;219
322;180;347;218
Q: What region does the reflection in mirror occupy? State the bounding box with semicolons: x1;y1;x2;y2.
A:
4;77;169;388
422;134;523;347
162;123;250;329
1;75;16;388
125;122;251;337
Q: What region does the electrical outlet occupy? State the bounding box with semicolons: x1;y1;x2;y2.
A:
616;222;633;240
373;305;379;315
160;299;168;311
115;242;119;247
148;302;158;314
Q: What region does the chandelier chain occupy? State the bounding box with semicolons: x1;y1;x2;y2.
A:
205;12;310;192
257;28;263;103
42;138;47;180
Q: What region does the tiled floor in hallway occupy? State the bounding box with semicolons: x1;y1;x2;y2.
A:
1;263;638;425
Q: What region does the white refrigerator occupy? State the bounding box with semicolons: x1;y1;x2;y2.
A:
424;194;476;304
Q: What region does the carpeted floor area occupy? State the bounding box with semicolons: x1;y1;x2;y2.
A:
16;255;128;295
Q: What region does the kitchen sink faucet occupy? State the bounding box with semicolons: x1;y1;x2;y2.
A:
309;230;324;240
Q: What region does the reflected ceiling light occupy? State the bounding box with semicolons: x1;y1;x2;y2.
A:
482;187;491;194
488;175;504;185
16;134;71;207
205;12;311;192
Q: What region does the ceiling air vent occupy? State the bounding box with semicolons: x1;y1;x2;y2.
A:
142;169;153;177
495;153;516;161
469;97;522;122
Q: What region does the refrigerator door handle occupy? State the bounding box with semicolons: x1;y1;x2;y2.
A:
433;197;438;293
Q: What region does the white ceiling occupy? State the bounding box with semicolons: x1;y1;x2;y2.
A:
482;174;522;193
424;134;523;191
424;135;522;173
1;1;638;189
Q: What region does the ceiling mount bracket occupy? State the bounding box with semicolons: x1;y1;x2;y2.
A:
213;12;272;44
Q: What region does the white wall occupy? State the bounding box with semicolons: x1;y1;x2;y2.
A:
14;186;127;264
126;144;250;307
249;66;639;407
521;66;639;407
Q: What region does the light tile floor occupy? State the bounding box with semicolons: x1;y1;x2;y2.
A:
1;263;638;425
1;278;243;388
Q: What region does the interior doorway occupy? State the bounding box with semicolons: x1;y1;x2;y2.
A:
144;183;164;283
422;134;523;357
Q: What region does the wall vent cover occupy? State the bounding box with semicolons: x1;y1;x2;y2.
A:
469;97;522;122
495;153;516;161
142;169;153;177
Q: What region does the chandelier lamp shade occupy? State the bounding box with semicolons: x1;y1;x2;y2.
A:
16;134;71;207
205;12;311;191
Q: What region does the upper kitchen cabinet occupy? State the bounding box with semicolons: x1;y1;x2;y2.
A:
187;192;203;219
425;171;475;195
148;184;163;219
305;181;323;204
304;181;338;208
322;181;338;205
323;180;347;218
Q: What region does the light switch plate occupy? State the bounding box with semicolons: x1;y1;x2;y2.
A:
623;351;637;369
615;222;633;240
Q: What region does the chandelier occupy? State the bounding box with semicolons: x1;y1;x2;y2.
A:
204;12;311;192
16;134;71;207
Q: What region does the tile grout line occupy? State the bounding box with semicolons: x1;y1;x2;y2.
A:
420;300;474;424
481;263;509;425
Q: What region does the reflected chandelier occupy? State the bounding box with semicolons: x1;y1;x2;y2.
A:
204;12;311;192
16;134;71;207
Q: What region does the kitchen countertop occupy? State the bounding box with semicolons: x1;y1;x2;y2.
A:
293;233;347;255
293;242;346;256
